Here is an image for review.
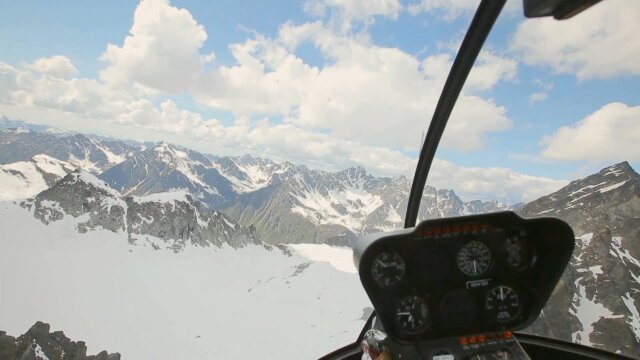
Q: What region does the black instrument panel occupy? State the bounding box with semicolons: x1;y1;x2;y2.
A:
354;211;575;343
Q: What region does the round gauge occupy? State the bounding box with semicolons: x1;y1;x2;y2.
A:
395;295;430;333
485;285;520;322
457;241;492;277
371;250;406;288
503;235;534;270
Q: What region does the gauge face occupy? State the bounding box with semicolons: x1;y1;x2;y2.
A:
457;241;492;277
485;285;520;322
395;295;430;333
371;251;406;288
503;235;533;270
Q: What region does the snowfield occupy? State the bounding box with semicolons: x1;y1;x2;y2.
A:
0;201;370;359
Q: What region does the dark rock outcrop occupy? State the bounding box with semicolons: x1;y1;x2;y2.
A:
0;321;120;360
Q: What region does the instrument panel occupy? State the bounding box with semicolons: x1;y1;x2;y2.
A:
353;211;574;343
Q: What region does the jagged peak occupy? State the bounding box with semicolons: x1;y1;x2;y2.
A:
599;161;637;178
64;170;121;197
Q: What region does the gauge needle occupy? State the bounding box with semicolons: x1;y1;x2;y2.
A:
376;259;387;267
473;260;477;273
500;287;504;301
397;312;411;315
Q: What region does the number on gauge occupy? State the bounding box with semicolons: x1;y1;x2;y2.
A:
457;241;492;277
371;250;406;288
485;285;520;322
395;295;430;333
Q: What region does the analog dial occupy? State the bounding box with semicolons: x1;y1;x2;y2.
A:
371;251;406;288
485;285;520;322
395;295;430;333
457;241;492;277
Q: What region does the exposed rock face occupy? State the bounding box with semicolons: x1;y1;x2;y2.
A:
520;162;640;357
32;171;126;233
126;192;260;250
24;171;261;250
520;161;640;258
0;128;134;173
99;142;236;209
224;167;512;246
0;321;120;360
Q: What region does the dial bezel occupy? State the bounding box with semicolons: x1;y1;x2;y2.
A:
371;250;406;288
456;240;493;277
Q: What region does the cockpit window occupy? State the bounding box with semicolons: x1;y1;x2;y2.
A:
0;0;638;359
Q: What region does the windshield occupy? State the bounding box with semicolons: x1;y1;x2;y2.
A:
0;0;638;359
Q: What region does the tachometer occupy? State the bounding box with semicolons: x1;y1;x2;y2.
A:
485;285;520;322
457;240;492;277
395;295;430;333
371;250;406;288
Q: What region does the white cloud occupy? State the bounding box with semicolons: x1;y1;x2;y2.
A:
510;0;640;80
429;159;567;203
194;22;514;151
541;102;640;162
408;0;519;20
304;0;402;32
100;0;212;93
27;55;78;78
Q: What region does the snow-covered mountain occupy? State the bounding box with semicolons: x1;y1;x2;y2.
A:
0;127;136;173
98;142;238;209
0;154;74;201
1;122;639;357
0;126;511;245
520;162;640;355
20;170;260;250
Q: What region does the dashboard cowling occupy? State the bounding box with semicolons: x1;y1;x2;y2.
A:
353;211;575;343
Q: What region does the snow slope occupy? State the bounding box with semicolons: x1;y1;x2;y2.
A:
0;201;369;359
0;155;74;201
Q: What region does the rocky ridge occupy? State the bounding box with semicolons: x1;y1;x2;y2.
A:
20;170;260;250
0;321;120;360
520;162;640;355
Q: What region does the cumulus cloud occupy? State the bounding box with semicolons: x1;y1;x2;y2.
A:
27;55;78;78
100;0;212;93
429;159;567;203
541;102;640;162
194;22;514;151
304;0;402;32
510;0;640;80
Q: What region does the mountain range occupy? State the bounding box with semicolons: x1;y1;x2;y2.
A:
1;123;514;246
0;119;638;357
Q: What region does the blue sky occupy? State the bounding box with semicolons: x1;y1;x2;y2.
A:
0;0;638;203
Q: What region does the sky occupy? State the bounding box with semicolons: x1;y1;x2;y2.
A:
0;0;638;204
